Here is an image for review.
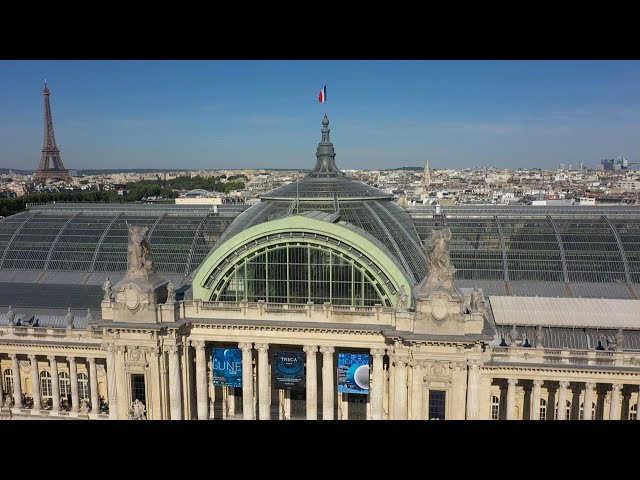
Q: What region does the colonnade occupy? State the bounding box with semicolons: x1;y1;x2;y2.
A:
192;342;389;420
498;377;640;420
1;354;101;414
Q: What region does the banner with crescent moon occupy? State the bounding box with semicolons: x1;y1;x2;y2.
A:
212;348;243;387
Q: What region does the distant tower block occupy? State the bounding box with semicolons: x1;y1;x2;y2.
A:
423;160;431;188
34;81;73;183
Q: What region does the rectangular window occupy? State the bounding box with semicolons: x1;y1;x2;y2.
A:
429;390;446;420
130;374;146;406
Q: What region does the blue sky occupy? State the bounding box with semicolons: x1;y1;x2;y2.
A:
1;60;639;171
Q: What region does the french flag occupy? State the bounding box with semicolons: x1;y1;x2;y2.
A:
318;85;327;103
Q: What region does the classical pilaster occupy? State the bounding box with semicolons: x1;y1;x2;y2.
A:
10;354;22;408
392;354;409;420
557;381;569;420
88;358;100;415
193;341;209;420
609;383;622;420
29;354;41;410
466;361;481;420
320;346;335;420
168;346;183;420
583;382;595;420
370;348;386;420
114;346;128;419
255;343;270;420
409;360;423;420
67;356;79;413
530;380;543;420
303;345;318;420
104;345;118;419
506;378;517;420
48;355;61;412
238;342;254;420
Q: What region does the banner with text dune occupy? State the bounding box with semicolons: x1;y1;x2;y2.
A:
212;348;243;387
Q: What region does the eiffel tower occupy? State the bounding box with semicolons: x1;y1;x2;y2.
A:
34;81;73;183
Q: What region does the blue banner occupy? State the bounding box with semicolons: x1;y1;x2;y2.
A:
212;348;242;387
337;353;370;395
273;351;305;390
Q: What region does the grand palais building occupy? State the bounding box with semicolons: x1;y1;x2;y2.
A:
1;115;639;421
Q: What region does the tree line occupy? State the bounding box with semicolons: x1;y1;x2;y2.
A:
0;175;246;217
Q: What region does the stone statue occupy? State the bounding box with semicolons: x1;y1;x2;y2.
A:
79;398;90;414
3;396;13;408
127;225;155;276
65;307;74;329
130;398;147;420
470;288;484;313
166;282;176;304
509;325;522;346
615;329;624;351
535;325;544;348
102;277;112;302
414;228;458;298
424;228;455;281
7;305;15;326
395;285;407;312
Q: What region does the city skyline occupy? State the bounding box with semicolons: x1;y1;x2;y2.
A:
1;60;640;171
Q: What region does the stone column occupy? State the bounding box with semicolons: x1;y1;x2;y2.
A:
466;361;481;420
29;354;41;410
48;355;61;412
609;383;622;420
392;355;409;420
303;345;318;420
320;346;335;420
168;346;183;420
370;348;386;420
239;342;254;420
10;354;22;408
193;341;209;420
68;356;79;413
255;343;270;420
506;378;517;420
105;345;118;419
88;358;100;415
530;380;543;420
582;382;595;420
557;381;569;420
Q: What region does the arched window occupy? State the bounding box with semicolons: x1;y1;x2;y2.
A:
490;395;500;420
630;403;637;421
78;373;89;400
215;243;389;306
40;371;52;399
579;402;596;420
555;400;572;420
59;372;70;397
539;399;547;420
3;369;13;395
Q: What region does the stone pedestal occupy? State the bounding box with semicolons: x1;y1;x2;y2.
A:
111;273;168;324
